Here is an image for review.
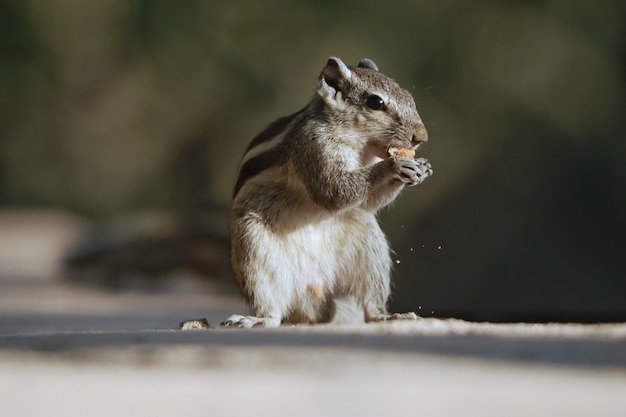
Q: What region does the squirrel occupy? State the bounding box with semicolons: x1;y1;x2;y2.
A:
222;57;432;327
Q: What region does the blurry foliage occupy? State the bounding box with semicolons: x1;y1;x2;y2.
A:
1;0;625;319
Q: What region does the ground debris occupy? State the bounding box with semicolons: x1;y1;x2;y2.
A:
179;318;210;330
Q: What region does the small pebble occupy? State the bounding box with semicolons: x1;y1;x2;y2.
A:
179;318;210;330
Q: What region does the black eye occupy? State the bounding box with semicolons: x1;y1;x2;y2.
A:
366;95;385;110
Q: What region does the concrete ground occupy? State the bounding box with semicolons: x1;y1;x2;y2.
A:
1;210;625;417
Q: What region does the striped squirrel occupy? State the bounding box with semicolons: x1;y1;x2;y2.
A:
222;57;432;327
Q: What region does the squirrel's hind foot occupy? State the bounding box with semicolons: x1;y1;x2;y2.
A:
367;312;421;322
221;314;281;328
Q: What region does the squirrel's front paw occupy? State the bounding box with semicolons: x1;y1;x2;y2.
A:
390;156;433;186
411;157;433;186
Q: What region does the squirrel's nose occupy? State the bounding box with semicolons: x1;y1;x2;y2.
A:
411;123;428;144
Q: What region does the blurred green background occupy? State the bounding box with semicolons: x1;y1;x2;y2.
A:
1;0;624;322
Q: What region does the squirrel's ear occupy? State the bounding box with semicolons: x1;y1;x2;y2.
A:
357;58;379;71
318;57;352;105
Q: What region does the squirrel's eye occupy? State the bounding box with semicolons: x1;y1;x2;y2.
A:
366;95;385;111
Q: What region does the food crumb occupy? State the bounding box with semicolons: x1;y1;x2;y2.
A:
388;147;416;158
437;245;442;250
395;259;401;264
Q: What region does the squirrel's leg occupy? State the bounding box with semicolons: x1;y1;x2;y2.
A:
220;274;285;328
220;270;285;327
354;215;420;323
224;215;289;328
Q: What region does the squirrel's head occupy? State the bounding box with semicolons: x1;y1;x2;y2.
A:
317;57;428;160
